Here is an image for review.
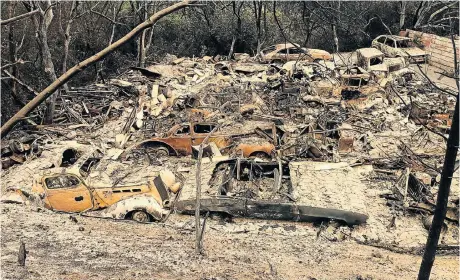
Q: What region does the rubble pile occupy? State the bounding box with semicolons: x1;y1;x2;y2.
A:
1;46;458;252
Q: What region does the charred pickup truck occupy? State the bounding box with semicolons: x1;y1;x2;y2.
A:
121;122;276;163
356;48;415;84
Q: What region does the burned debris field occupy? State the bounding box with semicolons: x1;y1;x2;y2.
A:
1;1;459;280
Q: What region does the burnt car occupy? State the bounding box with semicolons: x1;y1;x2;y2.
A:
2;170;181;223
176;159;368;225
261;43;332;64
371;35;428;64
335;66;386;112
120;122;276;163
356;48;415;83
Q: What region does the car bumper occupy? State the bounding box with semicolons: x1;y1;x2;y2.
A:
410;55;428;64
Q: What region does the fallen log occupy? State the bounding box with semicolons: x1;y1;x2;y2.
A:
1;0;195;138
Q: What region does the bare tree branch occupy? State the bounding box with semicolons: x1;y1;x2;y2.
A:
2;69;39;96
0;9;39;25
0;60;30;71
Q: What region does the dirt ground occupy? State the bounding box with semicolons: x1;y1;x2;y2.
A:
1;49;458;280
1;202;458;280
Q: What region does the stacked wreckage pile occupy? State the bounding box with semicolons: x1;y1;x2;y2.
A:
2;49;458;253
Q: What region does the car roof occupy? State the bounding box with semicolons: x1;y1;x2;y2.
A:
274;43;301;49
357;48;384;58
378;35;411;41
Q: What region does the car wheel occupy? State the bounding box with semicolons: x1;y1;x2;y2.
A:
148;146;169;157
249;152;271;160
130;211;151;223
144;146;169;164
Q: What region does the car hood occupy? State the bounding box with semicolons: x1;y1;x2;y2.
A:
383;57;406;66
402;47;426;57
369;64;388;72
307;49;332;60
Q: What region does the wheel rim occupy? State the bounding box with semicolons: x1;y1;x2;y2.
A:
131;211;150;223
250;152;270;160
155;148;169;157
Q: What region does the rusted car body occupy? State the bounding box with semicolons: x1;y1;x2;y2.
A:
261;43;332;63
371;35;428;63
121;122;276;161
20;170;180;222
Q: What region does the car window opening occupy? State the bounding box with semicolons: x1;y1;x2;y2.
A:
278;48;288;54
176;125;190;135
396;40;413;48
289;48;305;54
370;57;383;66
194;124;216;133
61;148;78;167
385;39;394;47
45;175;81;189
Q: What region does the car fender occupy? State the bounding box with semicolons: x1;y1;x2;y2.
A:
89;194;168;221
120;140;178;160
236;143;275;158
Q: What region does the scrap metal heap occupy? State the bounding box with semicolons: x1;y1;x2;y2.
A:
1;50;458;251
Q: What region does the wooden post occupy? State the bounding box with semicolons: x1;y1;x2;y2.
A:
195;124;222;254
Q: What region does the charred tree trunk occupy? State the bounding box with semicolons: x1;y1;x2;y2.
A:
399;1;406;30
228;36;236;60
417;36;460;280
253;1;263;57
138;29;147;67
60;1;77;94
138;2;148;68
1;0;195;138
230;1;244;56
331;1;341;53
7;2;18;103
31;1;59;124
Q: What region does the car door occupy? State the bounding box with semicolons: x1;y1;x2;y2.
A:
373;36;386;52
43;174;93;212
288;47;304;61
272;48;288;62
190;123;230;149
165;124;193;155
383;38;397;57
191;123;216;146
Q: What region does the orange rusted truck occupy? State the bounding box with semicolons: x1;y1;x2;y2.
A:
121;122;276;162
26;170;181;222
